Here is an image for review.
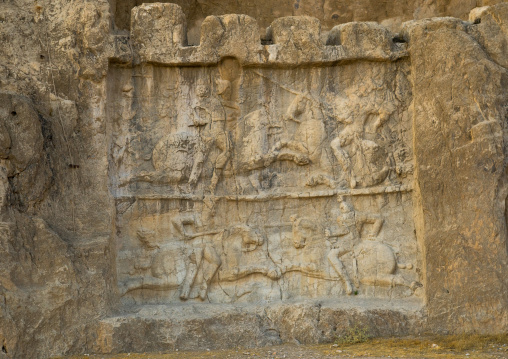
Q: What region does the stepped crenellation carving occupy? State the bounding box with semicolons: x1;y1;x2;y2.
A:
123;3;407;66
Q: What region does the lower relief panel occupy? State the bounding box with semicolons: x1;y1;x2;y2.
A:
115;192;422;305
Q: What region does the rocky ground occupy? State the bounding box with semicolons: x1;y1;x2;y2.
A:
58;335;508;359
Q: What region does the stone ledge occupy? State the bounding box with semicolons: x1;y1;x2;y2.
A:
95;299;424;354
113;184;413;202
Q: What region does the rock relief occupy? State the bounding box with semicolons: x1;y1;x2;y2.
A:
109;57;421;304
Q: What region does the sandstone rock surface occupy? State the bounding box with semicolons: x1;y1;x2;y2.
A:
0;1;507;358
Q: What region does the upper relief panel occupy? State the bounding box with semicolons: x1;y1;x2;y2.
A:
109;59;413;199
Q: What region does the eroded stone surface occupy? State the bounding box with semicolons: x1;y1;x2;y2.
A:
95;299;423;353
0;1;508;358
404;8;508;333
112;0;508;43
109;57;421;306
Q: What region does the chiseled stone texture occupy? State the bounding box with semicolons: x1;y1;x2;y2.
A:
0;1;507;358
404;4;508;332
94;299;424;353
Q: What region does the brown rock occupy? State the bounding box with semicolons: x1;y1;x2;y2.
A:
0;1;507;358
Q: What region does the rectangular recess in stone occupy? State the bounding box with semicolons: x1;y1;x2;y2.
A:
106;57;422;306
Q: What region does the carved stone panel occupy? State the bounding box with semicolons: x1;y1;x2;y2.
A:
108;58;422;305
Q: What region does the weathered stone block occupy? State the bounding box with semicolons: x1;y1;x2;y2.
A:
131;3;187;63
408;11;508;333
468;3;508;69
95;300;423;353
328;22;396;58
267;16;324;62
199;14;262;63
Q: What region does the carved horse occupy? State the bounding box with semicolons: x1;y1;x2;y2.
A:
281;214;420;295
119;224;281;301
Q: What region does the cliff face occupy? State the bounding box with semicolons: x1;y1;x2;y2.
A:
0;1;507;358
1;1;115;357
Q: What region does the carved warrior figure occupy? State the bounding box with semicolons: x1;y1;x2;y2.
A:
330;127;391;188
283;197;419;295
216;57;241;129
326;197;420;294
149;79;232;192
185;58;241;193
246;71;328;167
111;84;135;170
143;59;241;193
325;198;384;294
281;211;356;294
177;219;280;299
270;93;326;166
120;215;280;301
188;80;231;194
234;92;329;192
330;89;398;189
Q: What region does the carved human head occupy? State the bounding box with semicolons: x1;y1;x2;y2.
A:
196;83;209;98
216;78;231;97
295;96;308;115
290;216;317;249
122;84;134;98
238;225;265;252
218;57;241;82
337;196;354;213
378;105;393;123
136;228;159;249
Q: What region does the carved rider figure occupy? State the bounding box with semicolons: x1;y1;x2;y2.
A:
272;93;326;165
326;196;420;293
188;80;231;194
330;87;398;188
330;126;391;188
326;196;383;295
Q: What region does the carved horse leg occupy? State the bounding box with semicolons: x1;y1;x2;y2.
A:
327;248;355;295
197;243;222;300
179;248;203;300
